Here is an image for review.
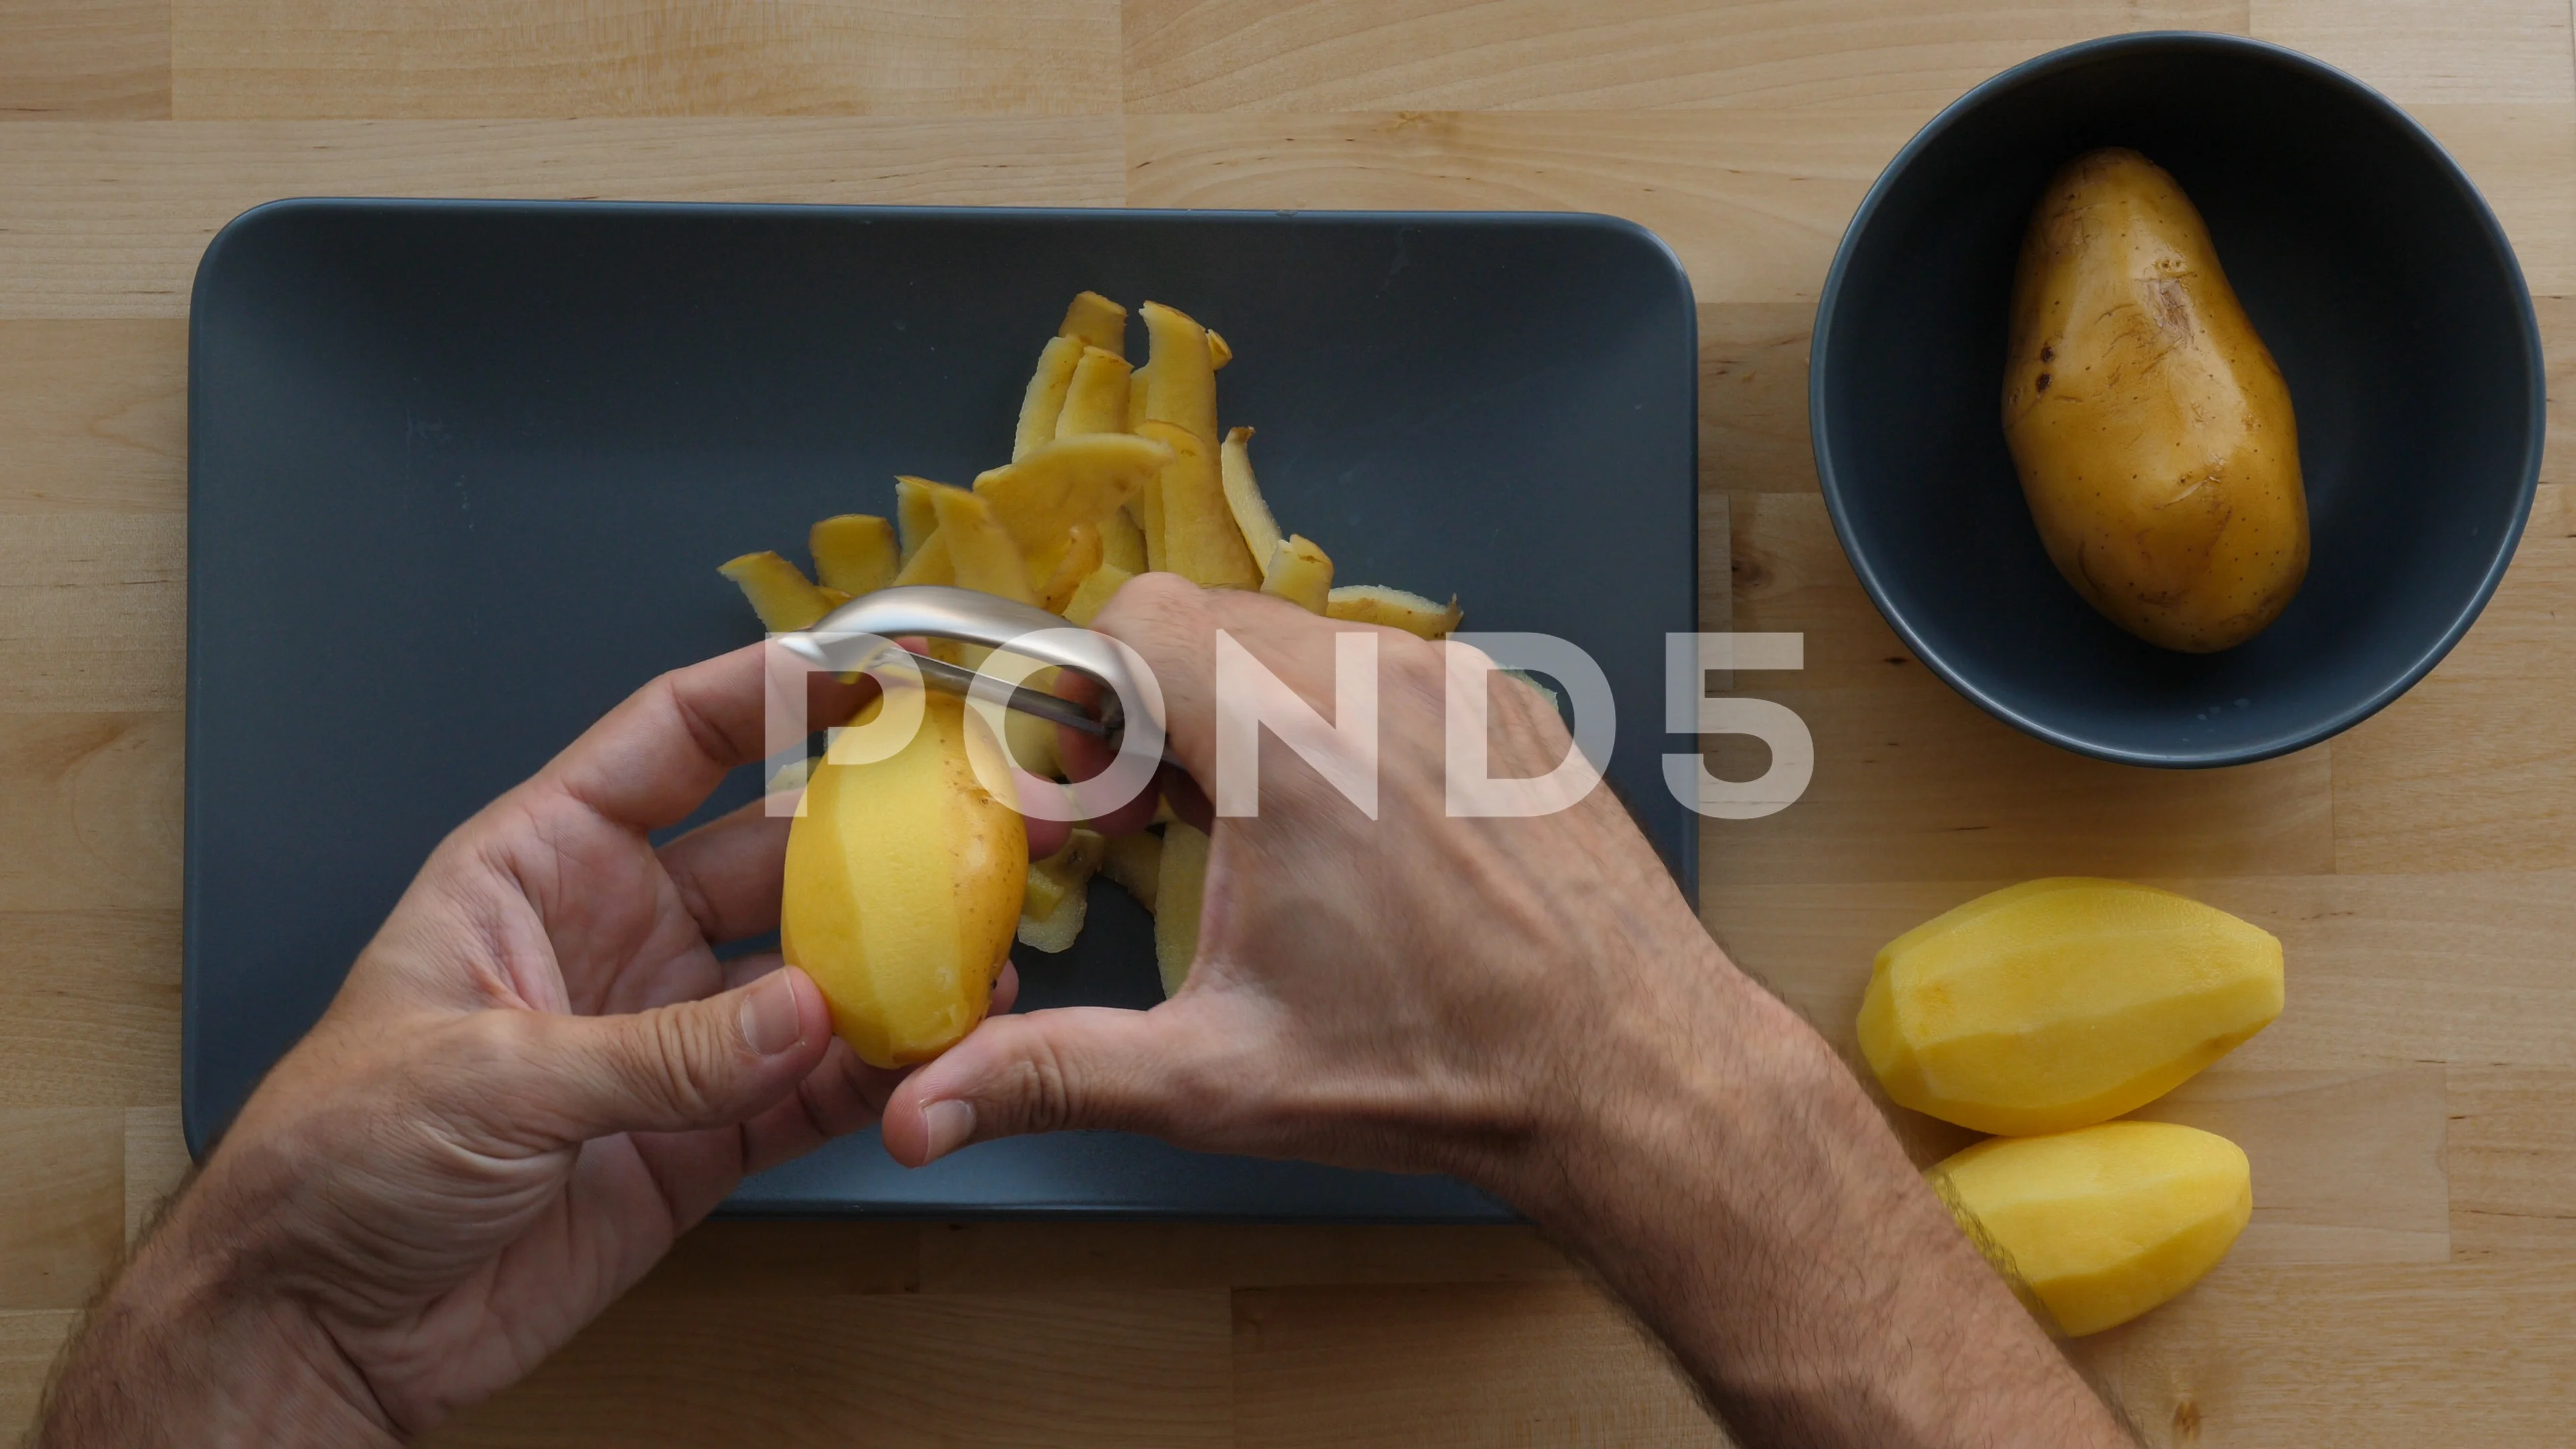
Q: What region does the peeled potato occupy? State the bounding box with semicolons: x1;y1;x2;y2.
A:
1930;1122;2252;1336
1858;878;2284;1136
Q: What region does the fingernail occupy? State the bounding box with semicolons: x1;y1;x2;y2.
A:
739;971;804;1057
920;1099;977;1162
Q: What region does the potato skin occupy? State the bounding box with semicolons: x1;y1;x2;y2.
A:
2004;148;2307;653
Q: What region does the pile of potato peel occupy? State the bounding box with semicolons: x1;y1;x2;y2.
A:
720;293;1462;1064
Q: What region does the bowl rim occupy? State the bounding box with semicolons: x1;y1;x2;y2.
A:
1807;30;2547;769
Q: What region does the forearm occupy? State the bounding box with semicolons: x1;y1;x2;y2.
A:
1497;949;2131;1448
32;1182;400;1449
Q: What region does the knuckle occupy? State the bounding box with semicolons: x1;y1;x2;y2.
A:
633;1003;731;1120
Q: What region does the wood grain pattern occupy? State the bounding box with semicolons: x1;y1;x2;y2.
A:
1122;0;2246;112
1232;1281;1723;1448
1713;490;2335;885
2332;484;2576;873
3;3;2573;1443
2080;1262;2576;1447
0;514;184;715
2248;0;2576;104
120;1105;186;1248
171;0;1124;119
0;0;168;120
0;119;1126;319
0;910;178;1108
0;1109;123;1309
432;1291;1234;1447
0;1311;78;1444
0;321;187;513
0;714;182;915
1125;110;1919;303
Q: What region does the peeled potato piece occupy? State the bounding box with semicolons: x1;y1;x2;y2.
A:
1326;584;1462;639
810;514;898;598
1930;1122;2252;1336
720;551;839;631
1858;878;2284;1136
1155;821;1211;996
1260;535;1333;614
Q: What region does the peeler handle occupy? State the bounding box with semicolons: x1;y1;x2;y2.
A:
770;584;1160;743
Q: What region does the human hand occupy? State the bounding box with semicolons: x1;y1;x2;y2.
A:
882;576;2129;1448
881;573;1731;1191
38;645;1010;1445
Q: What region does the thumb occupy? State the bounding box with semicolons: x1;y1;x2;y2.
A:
881;1005;1216;1167
494;967;834;1148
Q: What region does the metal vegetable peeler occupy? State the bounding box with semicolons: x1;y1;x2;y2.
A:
769;584;1154;747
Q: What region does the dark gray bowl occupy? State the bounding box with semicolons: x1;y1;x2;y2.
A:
1811;32;2544;767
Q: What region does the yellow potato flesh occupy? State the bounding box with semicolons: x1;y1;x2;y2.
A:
1220;425;1283;566
1055;346;1133;438
1063;564;1133;627
927;483;1037;605
1102;831;1161;914
1018;829;1106;955
1858;878;2283;1136
1140;421;1261;588
1155;821;1211;996
2004;148;2308;653
1138;301;1220;445
808;514;898;598
782;689;1027;1067
1059;290;1128;358
1930;1122;2251;1336
1326;584;1462;639
1038;523;1106;614
1014;335;1083;461
894;476;942;565
1261;535;1334;614
1099;506;1148;574
972;433;1173;558
718;551;837;631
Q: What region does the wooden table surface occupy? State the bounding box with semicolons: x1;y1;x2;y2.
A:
3;1;2572;1444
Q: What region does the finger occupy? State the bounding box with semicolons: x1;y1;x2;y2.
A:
536;645;874;835
1090;574;1385;792
658;800;792;944
467;966;834;1150
736;961;1016;1173
879;1003;1225;1166
1022;810;1073;861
